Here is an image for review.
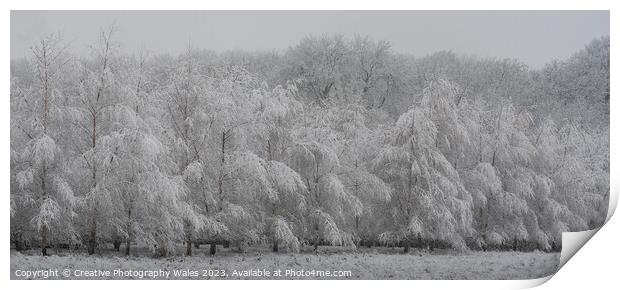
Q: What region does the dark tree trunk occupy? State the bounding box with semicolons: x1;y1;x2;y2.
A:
14;235;24;252
41;164;49;256
112;231;121;252
41;225;49;256
158;245;168;257
184;220;193;256
273;239;279;252
403;239;410;253
88;217;97;255
125;207;132;256
313;237;319;252
186;240;192;256
209;243;217;255
125;239;131;256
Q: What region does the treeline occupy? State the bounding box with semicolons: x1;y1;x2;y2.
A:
10;31;609;256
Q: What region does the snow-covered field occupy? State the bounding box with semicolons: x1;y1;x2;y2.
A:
10;247;559;280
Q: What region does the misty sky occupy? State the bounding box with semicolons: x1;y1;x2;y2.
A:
11;10;609;68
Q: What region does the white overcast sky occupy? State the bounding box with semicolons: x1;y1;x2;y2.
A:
11;10;609;68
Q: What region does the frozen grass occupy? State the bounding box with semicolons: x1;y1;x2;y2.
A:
10;246;559;280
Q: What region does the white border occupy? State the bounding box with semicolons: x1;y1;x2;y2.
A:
2;1;617;290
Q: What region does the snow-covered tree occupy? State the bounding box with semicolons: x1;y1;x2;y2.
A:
285;34;351;106
66;28;122;255
248;82;307;252
329;103;391;246
286;101;380;250
374;80;474;252
351;35;392;108
11;34;77;255
162;47;226;256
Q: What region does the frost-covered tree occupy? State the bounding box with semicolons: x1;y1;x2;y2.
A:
11;35;77;255
94;52;196;256
66;28;122;255
176;66;280;254
538;37;609;129
535;121;608;241
285;34;350;106
374;80;474;252
285;142;348;250
465;102;551;250
351;35;391;108
248;82;307;252
330;104;391;246
162;47;227;256
286;102;382;251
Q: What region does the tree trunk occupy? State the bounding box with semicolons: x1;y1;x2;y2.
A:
158;244;168;257
313;236;320;252
88;216;97;255
112;231;121;251
218;131;226;211
125;239;131;256
125;207;132;256
15;240;24;251
513;238;518;251
194;242;200;249
13;232;24;252
273;239;279;252
354;215;361;248
417;233;423;247
403;239;410;253
185;222;193;256
41;225;49;256
41;163;49;256
209;243;217;255
186;240;192;256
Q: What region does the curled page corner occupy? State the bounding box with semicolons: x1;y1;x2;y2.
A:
520;188;617;288
558;229;600;270
517;228;602;289
554;185;616;273
561;183;617;270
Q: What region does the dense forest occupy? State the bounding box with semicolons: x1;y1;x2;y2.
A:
10;31;609;257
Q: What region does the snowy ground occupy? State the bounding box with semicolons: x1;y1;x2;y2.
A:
10;246;559;280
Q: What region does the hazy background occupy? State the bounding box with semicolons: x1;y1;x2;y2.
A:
11;10;609;68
